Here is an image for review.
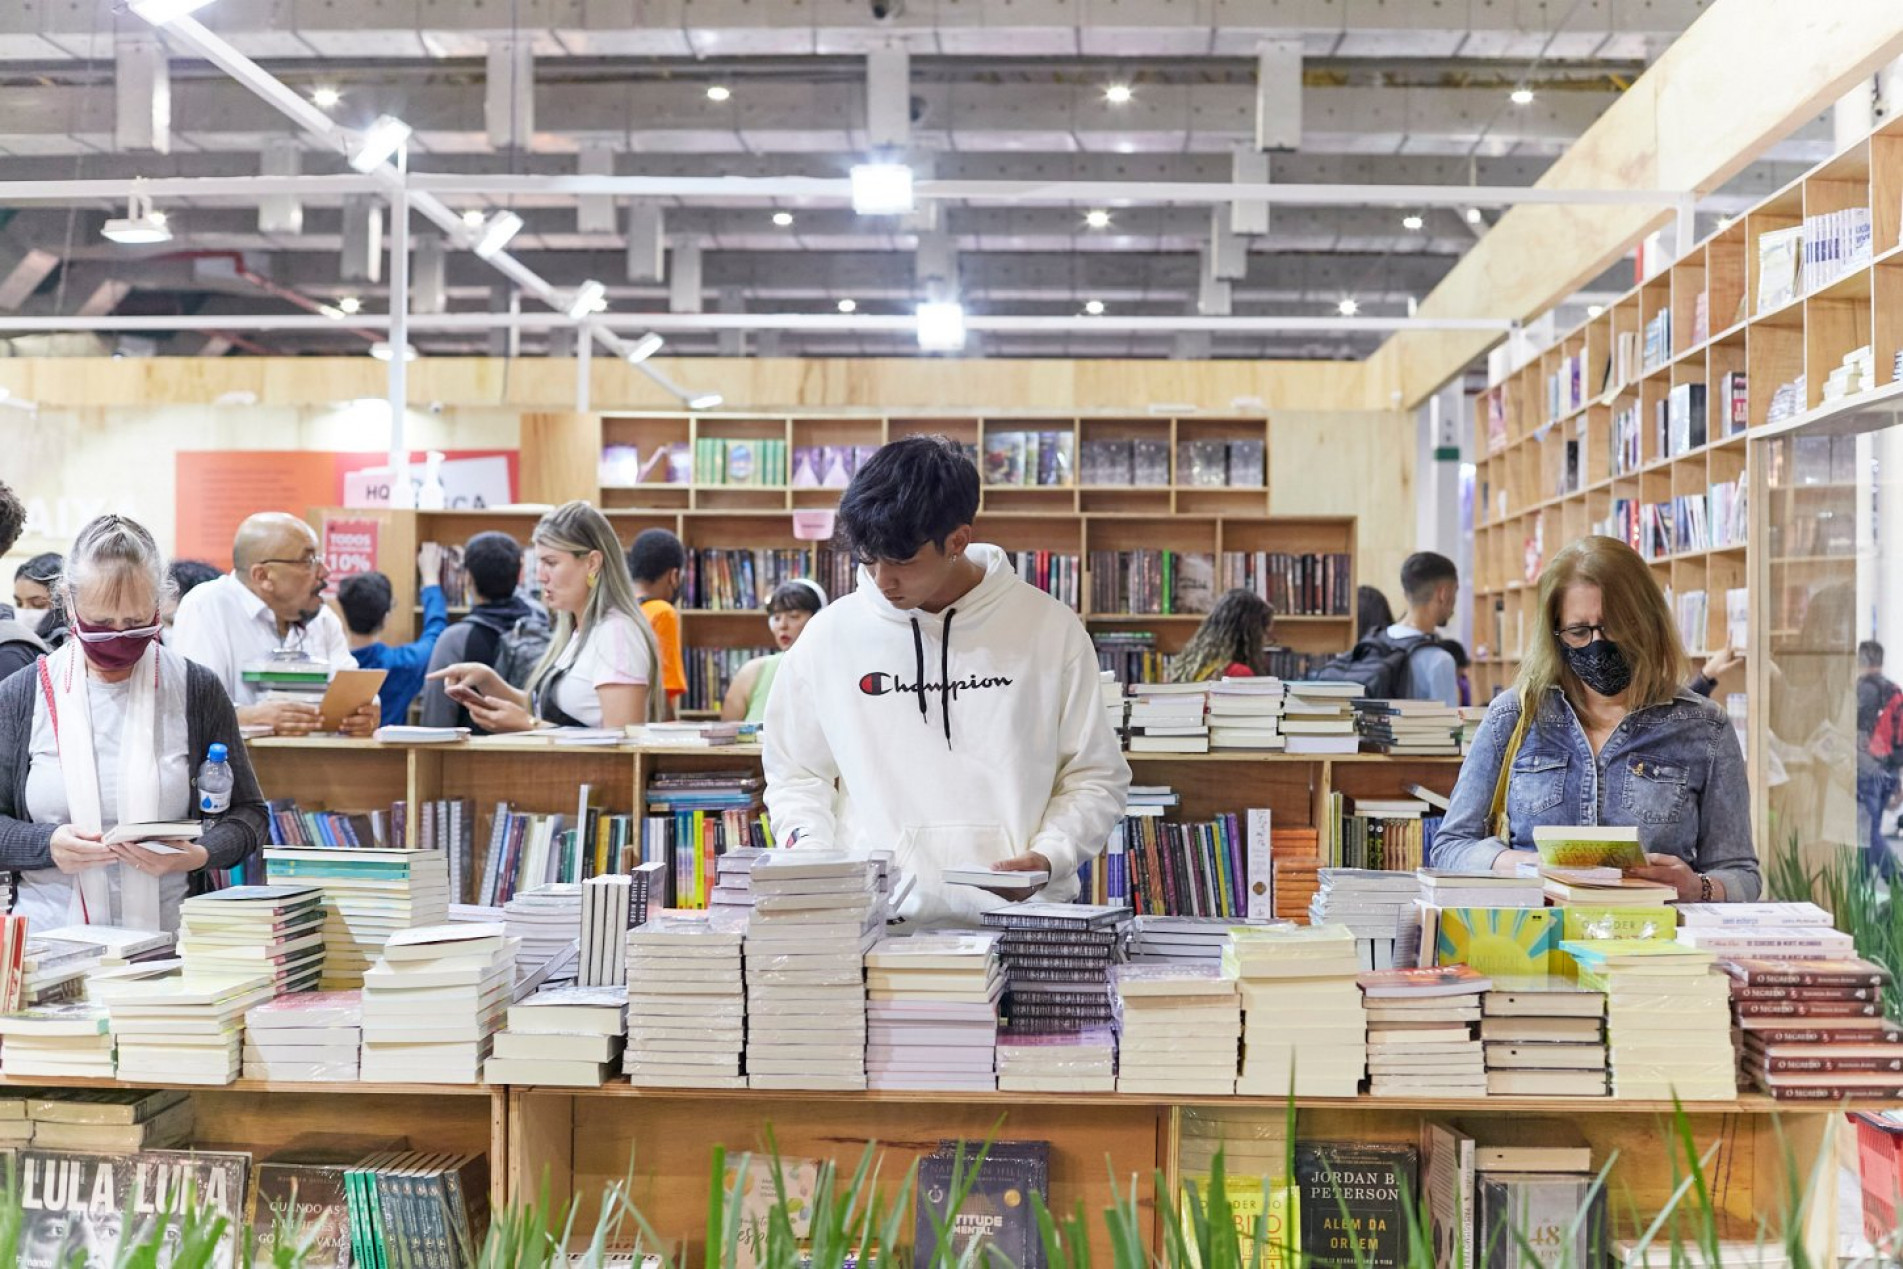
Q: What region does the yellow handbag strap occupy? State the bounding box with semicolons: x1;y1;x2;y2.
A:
1487;695;1534;843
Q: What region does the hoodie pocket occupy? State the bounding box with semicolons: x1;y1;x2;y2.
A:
893;822;1018;926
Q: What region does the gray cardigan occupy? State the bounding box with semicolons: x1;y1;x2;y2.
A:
0;656;269;876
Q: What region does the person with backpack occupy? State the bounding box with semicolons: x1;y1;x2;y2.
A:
1316;552;1461;705
1855;640;1902;881
419;531;548;731
0;481;46;682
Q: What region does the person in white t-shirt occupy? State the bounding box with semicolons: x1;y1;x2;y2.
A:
428;501;666;731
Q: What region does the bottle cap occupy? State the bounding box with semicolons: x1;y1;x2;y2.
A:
208;742;229;763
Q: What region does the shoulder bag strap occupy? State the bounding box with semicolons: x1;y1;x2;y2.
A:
1487;696;1534;843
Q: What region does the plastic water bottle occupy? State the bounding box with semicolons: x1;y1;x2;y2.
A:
198;743;233;816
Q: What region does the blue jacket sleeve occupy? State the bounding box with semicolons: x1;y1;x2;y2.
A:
383;585;449;676
1429;691;1524;872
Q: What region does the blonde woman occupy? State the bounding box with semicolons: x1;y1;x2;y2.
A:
1431;534;1758;902
429;502;665;731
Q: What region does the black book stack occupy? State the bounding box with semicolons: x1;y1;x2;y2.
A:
981;903;1129;1037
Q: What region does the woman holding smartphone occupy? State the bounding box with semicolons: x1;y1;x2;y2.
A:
429;502;667;732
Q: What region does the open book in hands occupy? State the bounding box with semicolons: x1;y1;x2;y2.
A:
101;822;203;854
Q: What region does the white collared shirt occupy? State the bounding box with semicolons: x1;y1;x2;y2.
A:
169;573;354;705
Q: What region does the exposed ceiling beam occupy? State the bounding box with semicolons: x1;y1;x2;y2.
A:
1367;0;1903;406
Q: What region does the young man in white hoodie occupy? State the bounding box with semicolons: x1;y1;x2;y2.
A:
763;435;1132;928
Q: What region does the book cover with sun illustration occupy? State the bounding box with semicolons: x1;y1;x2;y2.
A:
1434;907;1562;978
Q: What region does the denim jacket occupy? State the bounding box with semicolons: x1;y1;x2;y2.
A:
1431;685;1760;902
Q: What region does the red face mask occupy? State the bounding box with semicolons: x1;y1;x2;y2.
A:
74;614;162;672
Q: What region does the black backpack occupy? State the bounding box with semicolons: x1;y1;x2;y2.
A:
1314;627;1448;699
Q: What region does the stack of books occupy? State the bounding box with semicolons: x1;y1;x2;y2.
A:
1538;869;1678;908
1359;965;1490;1098
1125;685;1210;754
484;984;627;1088
709;845;765;911
177;883;326;994
1431;1120;1605;1269
1309;869;1419;970
18;935;99;1007
1674;901;1856;960
1352;699;1461;755
623;909;748;1089
1206;678;1286;751
864;934;1002;1091
359;924;516;1085
984;903;1128;1037
1177;1107;1295;1265
1099;670;1127;739
263;847;450;989
1723;956;1899;1100
0;1003;116;1077
1331;795;1437;873
1113;963;1240;1095
95;970;274;1085
577;866;659;988
1225;924;1366;1097
504;884;584;985
995;1028;1117;1093
744;854;879;1090
242;990;362;1081
641;770;770;908
27;1088;195;1152
1280;683;1364;755
1128;915;1265;964
1457;706;1487;752
1480;979;1609;1097
1272;856;1321;922
1563;939;1736;1099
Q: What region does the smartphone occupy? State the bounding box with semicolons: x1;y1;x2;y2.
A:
447;683;498;710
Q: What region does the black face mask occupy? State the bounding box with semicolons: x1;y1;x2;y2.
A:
1563;638;1634;698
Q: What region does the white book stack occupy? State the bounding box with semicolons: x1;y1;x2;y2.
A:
243;990;362;1081
0;1003;116;1078
95;971;275;1085
1225;924;1366;1097
624;909;747;1089
710;847;767;910
1480;980;1609;1097
864;934;1001;1091
1206;677;1286;751
1113;963;1240;1095
745;853;879;1090
994;1028;1116;1093
1280;683;1364;755
263;848;451;989
1359;967;1491;1099
177;883;326;995
484;983;627;1088
577;867;659;988
359;923;517;1084
1129;915;1273;964
1310;870;1418;952
1100;670;1127;740
1673;902;1852;960
1566;940;1736;1100
1351;699;1462;756
20;936;107;1007
1125;685;1209;754
37;925;175;970
504;884;584;985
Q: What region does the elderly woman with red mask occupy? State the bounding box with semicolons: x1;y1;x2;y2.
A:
0;515;267;931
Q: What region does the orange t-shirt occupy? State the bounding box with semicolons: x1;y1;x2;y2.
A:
640;598;688;699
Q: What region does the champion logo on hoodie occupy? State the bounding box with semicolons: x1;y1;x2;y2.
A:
857;670;1015;698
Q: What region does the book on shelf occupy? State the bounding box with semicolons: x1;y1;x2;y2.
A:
913;1141;1049;1269
683;644;773;713
642;770;773;908
681;546;843;611
1801;206;1873;294
1719;371;1748;436
982;430;1074;488
1295;1142;1417;1269
20;1148;249;1266
1757;226;1803;313
1478;1173;1607;1269
247;1134;408;1268
1664;382;1707;456
1642;310;1672;371
264;799;404;851
339;1149;489;1267
1086;550;1218;616
695;436;789;487
1219;551;1351;616
791;444;883;490
263;847;451;989
600;440;688;487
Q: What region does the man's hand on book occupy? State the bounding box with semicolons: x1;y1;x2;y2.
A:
981;851;1052;900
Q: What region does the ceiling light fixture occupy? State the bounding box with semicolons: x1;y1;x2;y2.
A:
1084;209;1111;230
1587;304;1606;319
1084;300;1105;316
566;280;608;320
1104;83;1134;105
369;341;418;362
625;333;665;364
772;211;795;227
101;191;172;245
917;300;967;352
688;393;724;410
1510;87;1535;106
706;85;732;102
1337;298;1360;317
461;209;486;228
348;114;412;173
850;161;915;215
472;210;524;259
311;86;342;109
1466;207;1484;225
128;0;215;23
837;299;858;314
337;295;362;315
319;305;346;321
1402;214;1424;231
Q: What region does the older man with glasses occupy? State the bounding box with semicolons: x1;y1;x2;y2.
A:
170;512;378;737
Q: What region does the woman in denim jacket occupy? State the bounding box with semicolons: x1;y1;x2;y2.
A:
1433;535;1759;902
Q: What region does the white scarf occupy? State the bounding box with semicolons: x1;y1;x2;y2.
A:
45;641;164;929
